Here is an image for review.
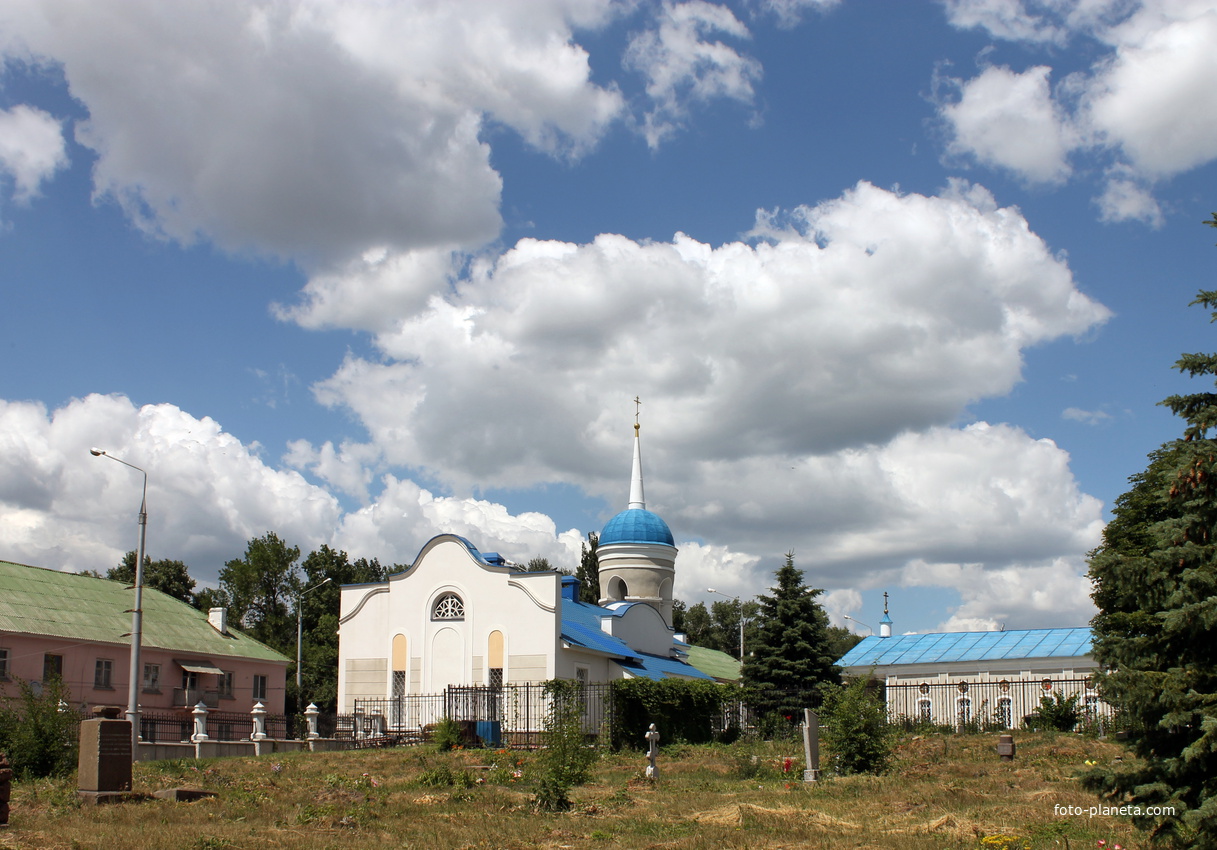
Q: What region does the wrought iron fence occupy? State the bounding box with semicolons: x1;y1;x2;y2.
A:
350;682;615;747
885;677;1111;731
138;709;290;743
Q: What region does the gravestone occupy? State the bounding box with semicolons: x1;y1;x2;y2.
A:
996;733;1016;761
0;751;12;826
801;708;821;782
644;723;660;780
77;705;132;801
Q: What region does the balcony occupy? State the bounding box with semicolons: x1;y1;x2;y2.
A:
173;688;220;708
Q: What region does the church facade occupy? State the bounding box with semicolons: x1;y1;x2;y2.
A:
335;420;711;715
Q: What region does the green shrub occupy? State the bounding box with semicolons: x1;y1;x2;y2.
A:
819;676;898;775
609;678;732;749
431;716;462;751
1026;692;1080;732
0;678;80;779
532;681;598;812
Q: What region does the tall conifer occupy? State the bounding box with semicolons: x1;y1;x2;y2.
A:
741;552;838;717
1087;222;1217;849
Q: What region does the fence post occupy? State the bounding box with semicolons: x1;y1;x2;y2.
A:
251;702;268;740
191;702;209;743
305;703;320;739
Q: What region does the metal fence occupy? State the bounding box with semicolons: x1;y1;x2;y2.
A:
139;709;289;743
884;677;1111;731
351;682;615;747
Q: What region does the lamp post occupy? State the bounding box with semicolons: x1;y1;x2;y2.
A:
296;578;332;697
90;448;147;757
708;588;745;662
843;614;873;635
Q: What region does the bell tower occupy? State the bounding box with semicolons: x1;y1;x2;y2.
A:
597;400;678;626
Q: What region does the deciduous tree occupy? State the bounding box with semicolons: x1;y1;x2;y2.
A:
295;545;390;713
217;532;301;653
576;531;600;604
108;551;196;605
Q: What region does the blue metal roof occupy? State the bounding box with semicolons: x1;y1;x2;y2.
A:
600;508;675;546
559;597;710;680
617;652;715;681
837;627;1093;668
560;597;643;661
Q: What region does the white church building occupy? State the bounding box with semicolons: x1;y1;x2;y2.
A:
837;599;1107;730
336;420;712;717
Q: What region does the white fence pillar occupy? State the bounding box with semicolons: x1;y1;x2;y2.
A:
251;702;268;740
191;702;209;742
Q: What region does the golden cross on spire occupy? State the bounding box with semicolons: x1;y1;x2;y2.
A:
634;396;641;430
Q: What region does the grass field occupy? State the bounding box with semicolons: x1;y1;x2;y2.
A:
0;731;1144;850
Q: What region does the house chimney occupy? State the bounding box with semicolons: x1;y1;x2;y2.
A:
208;607;228;635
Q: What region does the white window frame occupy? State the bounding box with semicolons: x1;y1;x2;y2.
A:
955;695;972;728
431;592;465;620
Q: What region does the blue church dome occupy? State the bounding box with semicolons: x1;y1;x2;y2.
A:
600;508;675;547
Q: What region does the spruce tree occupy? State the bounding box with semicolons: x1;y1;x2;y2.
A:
740;552;839;718
1086;248;1217;848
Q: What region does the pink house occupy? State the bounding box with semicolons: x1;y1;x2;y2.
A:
0;559;289;720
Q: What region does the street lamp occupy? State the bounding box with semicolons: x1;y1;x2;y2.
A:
90;447;147;756
296;578;333;696
843;614;873;635
708;588;745;663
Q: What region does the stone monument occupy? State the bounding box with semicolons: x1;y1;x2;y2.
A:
644;723;660;780
997;733;1016;762
77;705;133;802
801;708;821;782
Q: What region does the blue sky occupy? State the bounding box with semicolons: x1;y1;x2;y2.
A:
2;0;1216;635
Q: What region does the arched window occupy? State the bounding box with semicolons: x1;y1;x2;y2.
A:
956;696;972;729
432;593;465;620
605;576;628;602
916;697;932;724
996;696;1012;729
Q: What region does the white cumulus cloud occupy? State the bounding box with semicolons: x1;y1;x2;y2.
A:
940;65;1075;184
0;0;628;265
937;0;1217;221
625;0;763;148
0;103;67;204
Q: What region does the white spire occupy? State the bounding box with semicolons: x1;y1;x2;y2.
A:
628;421;646;509
627;394;647;506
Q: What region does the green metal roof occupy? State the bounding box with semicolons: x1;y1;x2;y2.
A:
0;560;287;663
682;644;741;682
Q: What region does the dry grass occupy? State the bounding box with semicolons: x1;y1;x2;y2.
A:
0;732;1144;850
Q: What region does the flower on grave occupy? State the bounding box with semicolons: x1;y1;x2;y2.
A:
782;758;793;773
